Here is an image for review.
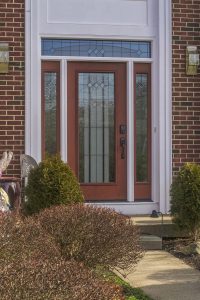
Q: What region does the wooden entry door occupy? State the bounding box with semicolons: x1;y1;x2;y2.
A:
67;62;127;201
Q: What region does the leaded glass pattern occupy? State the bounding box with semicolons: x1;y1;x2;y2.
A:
42;39;151;58
136;74;148;182
78;72;115;183
44;72;57;155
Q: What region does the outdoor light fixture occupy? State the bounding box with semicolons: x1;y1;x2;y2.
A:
0;43;9;74
186;46;199;75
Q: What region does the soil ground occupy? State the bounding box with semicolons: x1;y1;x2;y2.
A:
163;238;200;271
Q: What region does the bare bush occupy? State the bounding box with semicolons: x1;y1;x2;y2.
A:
0;214;124;300
0;258;124;300
0;213;59;263
37;204;143;270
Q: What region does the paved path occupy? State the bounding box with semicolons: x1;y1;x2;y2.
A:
122;251;200;300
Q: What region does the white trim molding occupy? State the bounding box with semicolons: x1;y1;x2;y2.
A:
158;0;172;214
25;0;31;155
60;59;68;162
25;0;41;162
87;201;159;216
127;61;134;202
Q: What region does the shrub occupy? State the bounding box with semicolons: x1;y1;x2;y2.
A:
37;204;143;270
170;163;200;241
0;213;60;263
0;259;124;300
0;214;124;300
24;155;84;215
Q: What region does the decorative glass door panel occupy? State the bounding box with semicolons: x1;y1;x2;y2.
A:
41;61;60;158
78;73;115;184
44;72;57;155
68;62;127;201
134;64;151;200
136;74;148;182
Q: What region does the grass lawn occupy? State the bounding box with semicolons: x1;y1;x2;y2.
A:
97;268;154;300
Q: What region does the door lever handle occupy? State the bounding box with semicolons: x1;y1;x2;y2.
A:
120;137;126;159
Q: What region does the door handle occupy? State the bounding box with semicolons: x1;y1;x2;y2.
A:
120;137;126;159
120;124;127;134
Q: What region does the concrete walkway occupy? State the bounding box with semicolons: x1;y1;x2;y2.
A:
122;251;200;300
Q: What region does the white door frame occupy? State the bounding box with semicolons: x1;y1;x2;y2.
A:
41;56;154;204
25;0;172;214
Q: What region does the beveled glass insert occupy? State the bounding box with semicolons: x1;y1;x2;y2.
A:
44;72;57;155
78;73;115;183
42;39;151;58
136;74;148;182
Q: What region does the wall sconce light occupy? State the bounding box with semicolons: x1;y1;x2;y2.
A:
186;46;199;75
0;43;9;74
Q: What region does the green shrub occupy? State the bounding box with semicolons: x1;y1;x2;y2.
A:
37;204;143;270
0;214;124;300
170;163;200;241
24;155;84;214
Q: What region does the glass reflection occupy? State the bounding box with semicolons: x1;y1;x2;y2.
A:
42;39;151;58
78;73;115;183
44;72;57;155
136;74;148;182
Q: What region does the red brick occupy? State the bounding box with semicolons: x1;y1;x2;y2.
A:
172;0;200;176
0;0;25;176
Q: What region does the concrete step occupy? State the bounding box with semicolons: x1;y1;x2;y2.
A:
140;234;162;250
131;215;188;238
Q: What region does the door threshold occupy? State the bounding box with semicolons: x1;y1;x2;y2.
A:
86;200;128;203
86;201;159;215
86;199;153;203
134;199;153;202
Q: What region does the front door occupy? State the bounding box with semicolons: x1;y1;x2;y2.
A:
67;62;127;201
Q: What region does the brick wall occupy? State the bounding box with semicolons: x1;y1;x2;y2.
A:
0;0;199;179
0;0;25;176
172;0;200;176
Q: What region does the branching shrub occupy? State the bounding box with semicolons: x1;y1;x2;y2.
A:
37;204;143;270
24;155;84;215
0;259;124;300
170;163;200;241
0;214;124;300
0;213;60;263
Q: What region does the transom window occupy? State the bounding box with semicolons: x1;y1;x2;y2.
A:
41;39;151;58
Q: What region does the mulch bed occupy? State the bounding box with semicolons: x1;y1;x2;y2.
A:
163;238;200;271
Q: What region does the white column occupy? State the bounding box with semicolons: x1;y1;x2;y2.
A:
127;61;134;202
26;0;41;162
60;59;67;162
25;0;31;155
158;0;172;213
